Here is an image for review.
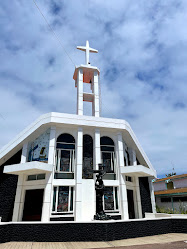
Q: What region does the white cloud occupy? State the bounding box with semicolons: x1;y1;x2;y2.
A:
0;0;187;177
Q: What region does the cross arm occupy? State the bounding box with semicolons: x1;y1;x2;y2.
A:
89;47;98;53
77;46;86;52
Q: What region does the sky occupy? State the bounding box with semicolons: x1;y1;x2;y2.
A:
0;0;187;178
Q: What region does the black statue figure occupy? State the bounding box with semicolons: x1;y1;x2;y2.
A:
93;164;111;220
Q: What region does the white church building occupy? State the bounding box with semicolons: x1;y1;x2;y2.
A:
0;41;157;222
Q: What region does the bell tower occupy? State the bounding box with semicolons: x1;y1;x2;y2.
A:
73;41;100;117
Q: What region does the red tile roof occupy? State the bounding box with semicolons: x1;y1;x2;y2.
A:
154;174;187;183
155;187;187;196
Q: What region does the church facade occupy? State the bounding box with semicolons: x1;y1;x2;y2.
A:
0;41;156;222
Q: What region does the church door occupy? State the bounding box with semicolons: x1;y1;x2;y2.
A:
22;189;44;221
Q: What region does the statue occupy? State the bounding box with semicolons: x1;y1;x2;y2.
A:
93;164;111;220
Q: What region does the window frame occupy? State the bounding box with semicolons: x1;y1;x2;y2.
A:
100;136;116;173
56;147;75;173
83;134;94;179
101;151;115;173
52;186;74;214
27;173;46;181
103;186;119;212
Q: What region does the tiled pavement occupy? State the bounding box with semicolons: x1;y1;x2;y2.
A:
0;233;187;249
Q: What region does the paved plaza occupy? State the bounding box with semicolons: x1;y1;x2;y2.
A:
0;233;187;249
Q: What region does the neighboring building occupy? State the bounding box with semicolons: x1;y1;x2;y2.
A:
0;41;156;222
153;174;187;212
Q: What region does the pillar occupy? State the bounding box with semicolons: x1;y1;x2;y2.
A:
94;128;101;171
128;148;137;166
92;71;100;117
117;132;129;220
41;126;56;222
134;176;142;218
148;177;156;214
12;143;28;221
75;127;83;221
92;128;101;216
77;69;83;115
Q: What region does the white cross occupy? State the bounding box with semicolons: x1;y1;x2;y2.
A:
77;40;98;65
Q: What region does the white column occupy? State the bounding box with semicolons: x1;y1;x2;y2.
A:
77;68;83;115
94;128;101;171
92;71;100;117
128;148;137;166
48;126;56;165
75;127;83;221
21;143;28;163
93;128;101;216
117;132;129;220
12;143;28;221
134;176;142;218
148;177;156;214
41;126;56;222
92;128;101;217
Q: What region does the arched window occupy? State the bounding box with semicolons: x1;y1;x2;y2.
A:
100;136;115;173
83;135;93;179
56;133;75;172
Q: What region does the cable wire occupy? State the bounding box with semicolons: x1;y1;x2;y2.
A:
33;0;118;119
33;0;76;67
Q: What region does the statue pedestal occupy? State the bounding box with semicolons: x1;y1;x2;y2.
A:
94;211;111;220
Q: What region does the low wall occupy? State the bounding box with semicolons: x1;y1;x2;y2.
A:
0;218;187;243
145;213;187;218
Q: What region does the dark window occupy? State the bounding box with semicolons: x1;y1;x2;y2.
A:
104;187;114;210
59;150;71;172
57;134;75;143
37;174;45;180
27;174;45;181
115;187;118;210
126;176;132;182
27;175;37;181
173;196;187;202
104;187;119;211
161;197;171;202
100;136;115;173
100;137;114;145
83;135;93;179
124;156;126;166
56;134;75;172
52;186;74;213
126;149;131;166
136;157;141;165
167;181;174;190
70;187;74;211
52;187;57;211
57;186;69;212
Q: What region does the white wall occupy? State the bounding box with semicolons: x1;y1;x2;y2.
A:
156;196;187;212
174;178;187;188
153;181;166;191
11;123;156;222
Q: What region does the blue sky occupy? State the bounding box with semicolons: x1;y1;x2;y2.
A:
0;0;187;178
